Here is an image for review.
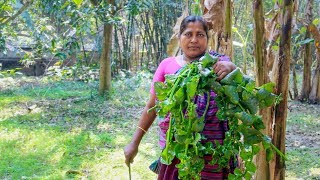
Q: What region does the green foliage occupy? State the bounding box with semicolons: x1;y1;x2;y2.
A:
72;0;83;6
0;68;23;78
153;53;284;179
191;0;202;16
125;0;154;15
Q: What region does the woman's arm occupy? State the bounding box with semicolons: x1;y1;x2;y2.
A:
124;93;157;166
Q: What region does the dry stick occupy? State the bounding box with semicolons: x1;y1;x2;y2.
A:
128;164;132;180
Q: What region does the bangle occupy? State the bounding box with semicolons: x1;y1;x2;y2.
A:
137;126;147;133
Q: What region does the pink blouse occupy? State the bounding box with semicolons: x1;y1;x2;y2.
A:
149;57;182;95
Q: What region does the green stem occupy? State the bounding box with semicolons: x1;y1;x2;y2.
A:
169;68;190;99
270;143;287;160
203;92;211;118
166;116;173;146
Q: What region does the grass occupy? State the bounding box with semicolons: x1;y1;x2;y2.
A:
0;73;159;179
0;72;319;179
285;100;320;179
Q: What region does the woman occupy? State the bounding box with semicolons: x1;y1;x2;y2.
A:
124;15;236;179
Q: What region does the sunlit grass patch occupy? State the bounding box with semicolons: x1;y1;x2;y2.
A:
287;102;320;132
0;123;115;179
0;105;29;120
309;168;320;178
286;147;320;178
18;81;93;100
0;93;31;107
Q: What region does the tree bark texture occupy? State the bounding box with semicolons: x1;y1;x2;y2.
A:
300;0;313;101
290;0;300;100
99;0;114;95
252;1;271;180
203;0;225;53
265;9;281;74
99;23;113;95
308;21;320;103
309;56;320;103
271;0;294;179
221;0;233;58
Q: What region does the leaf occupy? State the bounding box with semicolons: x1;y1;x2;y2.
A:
224;85;240;104
235;112;254;126
312;18;320;26
220;68;243;85
216;109;226;120
161;144;175;165
240;150;251;160
241;92;258;114
296;38;314;45
260;82;275;92
173;87;185;104
192;118;205;132
72;0;83;6
245;161;256;173
300;26;307;34
54;52;67;60
252;145;260;155
233;168;242;176
266;148;274;161
262;136;272;149
263;93;277;107
243;129;263;145
252;116;265;130
186;76;200;99
228;174;236;180
154;82;168;101
175;134;187;144
200;52;218;68
257;88;269;100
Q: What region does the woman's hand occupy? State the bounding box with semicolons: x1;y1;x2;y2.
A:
124;141;139;166
213;61;236;80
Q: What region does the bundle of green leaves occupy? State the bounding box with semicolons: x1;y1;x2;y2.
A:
152;53;285;180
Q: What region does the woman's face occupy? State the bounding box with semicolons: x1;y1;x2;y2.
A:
179;21;208;60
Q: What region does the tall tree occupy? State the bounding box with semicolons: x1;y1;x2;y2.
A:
271;0;294;179
299;0;313;101
308;22;320;103
97;0;116;95
252;1;272;179
203;0;233;57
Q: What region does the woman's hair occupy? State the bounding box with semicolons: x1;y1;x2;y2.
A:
179;15;209;37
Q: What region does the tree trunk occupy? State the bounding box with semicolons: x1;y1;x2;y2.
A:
203;0;232;58
265;9;280;73
307;20;320;103
252;1;272;180
291;62;299;99
99;23;113;95
299;0;313;101
271;0;294;179
291;0;300;100
220;0;233;58
99;5;114;95
203;0;225;53
309;56;320;103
